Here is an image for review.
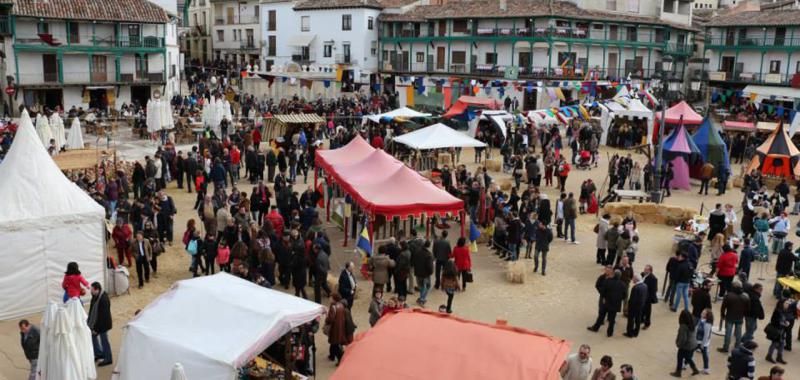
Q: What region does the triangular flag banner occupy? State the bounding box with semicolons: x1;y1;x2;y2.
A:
323;80;331;88
554;87;565;101
336;67;343;81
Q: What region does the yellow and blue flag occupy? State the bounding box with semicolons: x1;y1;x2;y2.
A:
356;224;372;260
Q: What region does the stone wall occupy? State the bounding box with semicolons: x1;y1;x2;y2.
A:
602;202;697;226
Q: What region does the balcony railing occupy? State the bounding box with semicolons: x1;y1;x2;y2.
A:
706;36;800;48
380;62;656;80
335;54;353;64
43;72;58;83
292;53;316;64
15;34;165;48
240;40;259;50
214;15;258;25
707;70;794;85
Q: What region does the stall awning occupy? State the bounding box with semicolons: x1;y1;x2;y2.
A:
394;123;486;150
273;113;325;124
743;85;800;102
287;34;316;47
723;120;755;132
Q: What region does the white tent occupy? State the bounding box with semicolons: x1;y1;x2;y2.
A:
37;299;97;380
115;273;326;380
393;123;487;150
0;110;105;320
601;98;654;146
36;113;53;148
50;114;66;150
65;117;85;150
366;106;432;123
480;110;514;138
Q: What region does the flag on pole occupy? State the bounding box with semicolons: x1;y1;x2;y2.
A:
356;223;372;259
469;221;481;253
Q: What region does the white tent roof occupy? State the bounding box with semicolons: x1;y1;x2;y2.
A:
393;123;486;150
116;273;326;380
0;110;104;227
366;107;432;123
608;98;652;120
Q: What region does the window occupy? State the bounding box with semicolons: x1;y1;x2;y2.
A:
451;51;466;64
255;5;259;18
268;35;276;56
627;26;637;42
301;16;310;32
770;60;781;74
169;53;175;78
452;19;467;33
37;22;50;34
68;22;79;44
606;0;616;11
233;29;238;41
627;0;639;12
342;14;351;31
485;52;497;64
383;50;389;61
324;43;332;58
416;52;424;62
268;10;276;31
128;24;141;46
135;54;149;79
370;40;377;56
592;23;604;30
217;30;224;41
796;61;800;73
368;17;374;30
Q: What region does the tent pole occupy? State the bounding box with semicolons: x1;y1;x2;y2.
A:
343;214;348;247
326;177;331;222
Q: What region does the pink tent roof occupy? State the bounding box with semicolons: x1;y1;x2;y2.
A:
655;101;703;125
321;146;464;218
315;135;375;173
667;125;692;153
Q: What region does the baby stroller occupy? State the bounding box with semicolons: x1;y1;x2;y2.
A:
576;150;592;170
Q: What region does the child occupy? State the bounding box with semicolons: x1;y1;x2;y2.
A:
62;262;89;302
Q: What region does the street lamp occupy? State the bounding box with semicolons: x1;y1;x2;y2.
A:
651;56;675;204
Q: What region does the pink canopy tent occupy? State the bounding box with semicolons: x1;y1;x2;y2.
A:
315;137;465;245
662;124;701;191
655;101;703;124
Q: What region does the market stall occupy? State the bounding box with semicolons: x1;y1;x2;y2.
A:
654;101;703;143
442;96;500;119
662;123;701;190
393;123;486;151
114;273;325;380
691;118;730;179
601;98;654;148
261;114;326;144
331;309;571;380
745;121;800;178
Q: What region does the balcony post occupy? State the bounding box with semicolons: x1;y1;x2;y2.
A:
734;50;739;80
758;51;765;83
602;44;606;73
57;50;64;84
786;52;793;83
647;48;652;78
92;22;96;47
88;53;93;83
529;40;534;74
115;53;121;82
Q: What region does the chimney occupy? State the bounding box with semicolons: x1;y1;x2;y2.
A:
500;0;507;11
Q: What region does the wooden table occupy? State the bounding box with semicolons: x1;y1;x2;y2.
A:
612;189;650;203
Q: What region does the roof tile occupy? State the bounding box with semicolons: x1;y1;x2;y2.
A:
13;0;169;24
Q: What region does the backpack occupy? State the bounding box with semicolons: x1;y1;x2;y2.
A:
695;320;706;343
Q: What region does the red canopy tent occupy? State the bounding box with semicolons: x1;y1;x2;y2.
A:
332;309;571;380
315;136;465;244
443;96;500;118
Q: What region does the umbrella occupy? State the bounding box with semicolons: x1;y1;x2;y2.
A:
66;299;97;380
65;117;85;150
160;97;175;131
36;114;53;148
170;363;189;380
50;114;66;150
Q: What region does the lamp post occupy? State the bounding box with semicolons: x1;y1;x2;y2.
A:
651;56;674;204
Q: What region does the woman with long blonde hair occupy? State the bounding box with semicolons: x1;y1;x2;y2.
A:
708;233;725;277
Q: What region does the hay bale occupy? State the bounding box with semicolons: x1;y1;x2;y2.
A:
485;158;502;172
603;202;632;216
506;261;526;284
499;179;513;191
632;203;658;215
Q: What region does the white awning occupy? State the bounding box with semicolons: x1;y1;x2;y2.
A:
287;34;316;47
743;85;800;102
393;123;486;150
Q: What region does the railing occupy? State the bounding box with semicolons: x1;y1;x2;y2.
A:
0;15;10;35
379;62;658;80
665;42;692;54
706;36;800;48
292;53;316;64
215;18;225;25
43;72;58;83
707;70;794;85
335;54;353;64
239;40;259;50
15;34;165;48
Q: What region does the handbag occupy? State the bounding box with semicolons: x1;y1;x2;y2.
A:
187;240;198;256
152;241;164;256
593;223;599;233
464;271;474;283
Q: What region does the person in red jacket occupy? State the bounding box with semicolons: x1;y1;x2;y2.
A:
452;237;472;290
267;205;285;241
716;245;739;299
230;145;241;184
557;155;571;192
112;219;133;266
371;133;384;149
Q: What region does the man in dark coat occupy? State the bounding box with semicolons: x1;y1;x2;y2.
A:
88;282;113;366
588;269;626;337
338;262;357;309
18;319;39;380
432;230;452;289
537;194;552;225
624;274;647;338
185;152;198;193
313;244;332;304
641;264;658;329
707;203;726;241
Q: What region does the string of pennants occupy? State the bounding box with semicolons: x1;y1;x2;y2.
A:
254;68;383;91
711;88;798;120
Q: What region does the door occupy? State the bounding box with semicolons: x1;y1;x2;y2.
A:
438;21;446;37
523;89;537;110
42;54;58;82
721;56;735;78
246;29;254;48
725;29;735;45
518;52;531;71
634;56;644;76
343;43;351;63
401;51;409;71
91;55;107;82
436;46;445;70
607;52;618;78
609;25;618;40
226;7;234;24
128;25;141;47
775;27;786;46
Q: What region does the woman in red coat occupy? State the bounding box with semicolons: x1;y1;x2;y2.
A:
452;237;472;290
716;246;739;298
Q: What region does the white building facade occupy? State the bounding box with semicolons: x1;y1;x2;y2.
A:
8;0;180;112
186;0;214;63
211;0;262;66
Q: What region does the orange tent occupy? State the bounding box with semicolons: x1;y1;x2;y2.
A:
331;309;571;380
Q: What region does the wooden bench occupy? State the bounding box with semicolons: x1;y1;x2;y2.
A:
613;189;650;203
